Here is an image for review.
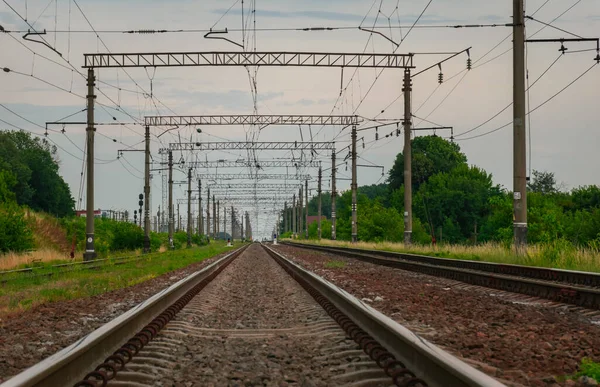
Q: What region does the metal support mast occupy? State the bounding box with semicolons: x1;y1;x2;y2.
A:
187;168;192;247
292;194;297;236
318;166;322;240
283;201;287;234
331;151;337;240
143;125;151;253
217;200;220;237
212;195;216;239
168;151;174;248
206;187;211;237
223;204;226;239
305;179;309;238
83;68;96;261
231;206;235;243
513;0;528;252
198;180;202;236
351;125;358;243
403;69;413;245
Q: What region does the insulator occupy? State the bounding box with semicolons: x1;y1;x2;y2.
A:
467;58;472;70
595;52;600;63
375;127;379;140
559;43;568;54
438;72;444;84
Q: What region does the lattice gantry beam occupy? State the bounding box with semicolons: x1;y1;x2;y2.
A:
186;160;320;168
208;184;301;189
165;142;335;152
84;52;414;69
198;174;312;180
218;197;291;203
145;115;362;127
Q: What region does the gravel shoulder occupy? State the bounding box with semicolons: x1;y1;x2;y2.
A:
272;244;600;387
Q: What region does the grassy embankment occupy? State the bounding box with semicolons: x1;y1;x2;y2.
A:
0;241;233;315
287;239;600;273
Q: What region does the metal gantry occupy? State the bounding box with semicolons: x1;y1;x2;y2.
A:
163;141;335;152
198;174;312;181
181;160;321;168
84;51;415;69
145;114;361;127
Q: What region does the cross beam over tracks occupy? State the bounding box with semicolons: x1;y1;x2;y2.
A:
145;115;362;127
164;142;335;152
198;174;312;180
84;52;414;69
185;160;320;168
208;184;301;190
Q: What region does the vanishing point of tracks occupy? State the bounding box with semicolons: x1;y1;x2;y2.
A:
2;243;501;387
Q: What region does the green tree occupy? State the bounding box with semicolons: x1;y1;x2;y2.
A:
0;170;17;203
0;131;74;216
528;170;558;194
414;165;500;243
388;136;467;191
0;202;34;253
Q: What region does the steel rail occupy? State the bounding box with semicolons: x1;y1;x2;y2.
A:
2;245;248;387
262;244;504;387
283;242;600;310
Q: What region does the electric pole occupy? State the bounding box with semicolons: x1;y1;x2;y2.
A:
403;68;413;245
177;203;180;231
305;179;309;238
187;167;192;247
143;125;151;253
223;205;227;239
283;201;287;234
331;150;337;240
198;180;202;236
206;187;211;238
212;195;216;239
293;193;297;236
231;206;234;243
351;125;358;243
83;68;96;261
168;150;174;248
513;0;528;252
318;166;322;240
217;200;220;238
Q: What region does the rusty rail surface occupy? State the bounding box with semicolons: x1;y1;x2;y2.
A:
283;242;600;310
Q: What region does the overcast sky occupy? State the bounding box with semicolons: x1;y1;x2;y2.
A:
1;0;599;238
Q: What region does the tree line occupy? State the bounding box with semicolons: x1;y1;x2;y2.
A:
302;135;600;247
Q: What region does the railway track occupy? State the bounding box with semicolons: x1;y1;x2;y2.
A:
1;243;502;387
283;241;600;311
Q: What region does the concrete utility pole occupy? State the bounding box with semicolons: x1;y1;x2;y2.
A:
223;205;227;239
513;0;528;252
177;204;180;231
402;68;413;245
331;151;337;240
283;201;287;234
231;206;234;242
241;213;244;241
305;179;309;238
217;200;220;238
293;194;297;235
168;151;174;248
206;187;211;237
298;187;303;237
318;166;322;240
198;180;202;235
83;68;96;261
187;168;192;247
351;125;358;243
213;195;216;239
143;125;151;253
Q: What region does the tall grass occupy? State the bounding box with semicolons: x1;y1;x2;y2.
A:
290;239;600;273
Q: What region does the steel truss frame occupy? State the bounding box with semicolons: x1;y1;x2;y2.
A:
162;141;335;152
198;174;312;180
184;160;320;168
145;114;362;127
84;51;414;69
208;183;301;190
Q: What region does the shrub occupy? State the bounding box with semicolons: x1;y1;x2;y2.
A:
0;202;34;253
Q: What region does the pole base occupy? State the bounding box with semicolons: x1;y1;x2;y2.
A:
514;223;528;255
404;231;412;245
83;251;97;261
143;236;151;254
351;235;357;243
